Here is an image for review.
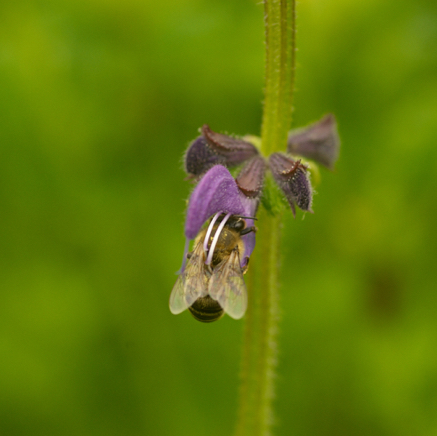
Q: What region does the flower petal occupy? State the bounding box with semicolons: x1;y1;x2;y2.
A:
287;113;340;170
269;153;313;215
185;165;246;240
239;195;258;267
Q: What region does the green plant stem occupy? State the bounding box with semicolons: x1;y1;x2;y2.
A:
235;209;281;436
235;1;296;435
261;0;296;156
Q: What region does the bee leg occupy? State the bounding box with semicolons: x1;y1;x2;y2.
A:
186;252;193;259
240;226;257;236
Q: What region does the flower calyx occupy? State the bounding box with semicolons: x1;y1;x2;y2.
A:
185;114;339;220
269;153;313;216
184;124;259;178
287;113;340;170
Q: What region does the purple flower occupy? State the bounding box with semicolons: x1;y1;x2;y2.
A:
184;160;265;269
171;161;265;322
171;119;339;321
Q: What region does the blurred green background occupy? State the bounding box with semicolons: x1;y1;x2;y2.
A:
1;0;436;435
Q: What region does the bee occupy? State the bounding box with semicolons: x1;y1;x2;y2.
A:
169;214;256;322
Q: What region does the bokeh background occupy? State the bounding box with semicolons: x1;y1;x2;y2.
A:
1;0;436;435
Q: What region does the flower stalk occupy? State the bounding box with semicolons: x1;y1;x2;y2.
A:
235;0;296;435
235;208;281;436
261;0;296;156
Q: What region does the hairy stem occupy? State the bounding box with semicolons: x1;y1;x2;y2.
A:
235;1;296;435
235;209;281;436
261;0;296;156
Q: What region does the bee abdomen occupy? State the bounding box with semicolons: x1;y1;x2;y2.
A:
189;296;224;323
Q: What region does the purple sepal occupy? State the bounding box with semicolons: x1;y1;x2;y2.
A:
287;114;340;170
269;153;313;215
185;165;246;240
184;136;225;177
202;125;259;159
236;156;267;199
184;126;259;177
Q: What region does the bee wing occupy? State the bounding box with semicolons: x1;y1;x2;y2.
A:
208;249;247;320
169;242;209;314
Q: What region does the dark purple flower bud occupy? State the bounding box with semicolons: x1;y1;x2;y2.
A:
236;156;267;199
287;114;340;170
269;153;313;215
184;125;259;177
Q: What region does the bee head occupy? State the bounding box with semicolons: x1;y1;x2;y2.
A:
227;217;245;232
226;214;257;233
214;213;245;231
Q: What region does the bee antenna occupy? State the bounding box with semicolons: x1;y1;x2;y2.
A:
235;215;258;221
